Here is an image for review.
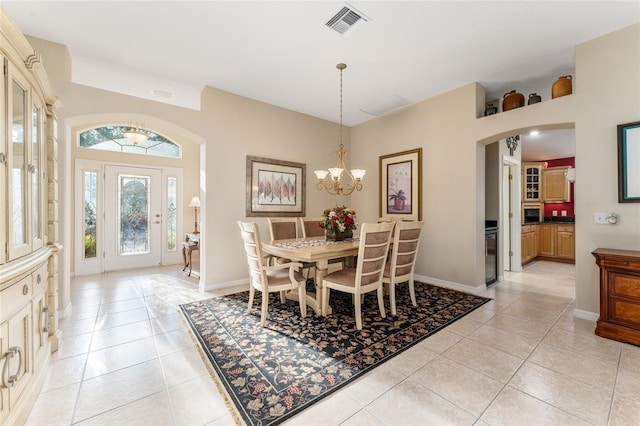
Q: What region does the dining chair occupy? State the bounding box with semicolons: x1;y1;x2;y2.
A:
299;216;325;238
321;222;394;330
267;217;299;265
383;220;424;315
237;221;307;326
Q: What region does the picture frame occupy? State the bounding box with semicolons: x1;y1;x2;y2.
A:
246;155;306;216
379;148;422;221
618;121;640;203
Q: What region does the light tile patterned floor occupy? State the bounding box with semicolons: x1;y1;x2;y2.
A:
26;260;640;425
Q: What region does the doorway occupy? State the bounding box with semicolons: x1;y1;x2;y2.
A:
75;159;184;275
104;165;163;270
502;159;520;272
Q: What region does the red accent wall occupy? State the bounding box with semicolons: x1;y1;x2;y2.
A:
543;157;575;218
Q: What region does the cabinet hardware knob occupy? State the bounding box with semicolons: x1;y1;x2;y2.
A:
0;152;6;164
22;284;29;295
623;261;629;266
37;274;42;284
2;346;23;388
42;305;50;333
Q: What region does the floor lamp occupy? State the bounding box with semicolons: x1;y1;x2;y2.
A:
189;196;200;234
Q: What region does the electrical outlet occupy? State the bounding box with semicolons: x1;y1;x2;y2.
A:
595;212;609;224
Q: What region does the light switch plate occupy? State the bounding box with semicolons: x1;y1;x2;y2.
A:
595;212;609;224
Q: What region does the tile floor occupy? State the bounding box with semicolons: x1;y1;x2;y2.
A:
26;260;640;425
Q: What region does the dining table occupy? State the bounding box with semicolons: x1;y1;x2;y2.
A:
261;236;359;315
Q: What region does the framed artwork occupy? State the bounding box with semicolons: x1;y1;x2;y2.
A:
246;156;305;216
379;148;422;221
618;121;640;203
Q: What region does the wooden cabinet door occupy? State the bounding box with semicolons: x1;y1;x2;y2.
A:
539;224;555;257
530;225;539;258
542;167;570;202
0;322;7;423
557;226;575;260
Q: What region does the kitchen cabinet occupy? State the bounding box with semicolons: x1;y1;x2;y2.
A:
556;225;575;260
542;166;571;202
522;163;543;202
521;224;539;264
592;248;640;345
538;224;555;257
537;223;574;261
0;11;60;425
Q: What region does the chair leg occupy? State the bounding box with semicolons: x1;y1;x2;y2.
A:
409;278;417;307
377;286;386;319
279;291;286;304
260;290;269;327
298;285;307;318
354;294;363;330
248;285;255;314
389;281;397;316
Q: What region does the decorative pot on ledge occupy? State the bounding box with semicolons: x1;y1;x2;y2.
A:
326;228;353;241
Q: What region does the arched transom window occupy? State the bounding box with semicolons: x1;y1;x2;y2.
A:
79;125;181;158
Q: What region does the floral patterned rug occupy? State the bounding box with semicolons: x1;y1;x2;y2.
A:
178;282;490;426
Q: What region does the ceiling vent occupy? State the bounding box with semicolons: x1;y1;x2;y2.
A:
326;4;370;37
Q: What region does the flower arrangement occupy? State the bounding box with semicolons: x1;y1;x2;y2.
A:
320;205;357;232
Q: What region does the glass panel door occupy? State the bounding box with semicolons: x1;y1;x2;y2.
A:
31;98;44;250
8;67;30;260
104;165;162;270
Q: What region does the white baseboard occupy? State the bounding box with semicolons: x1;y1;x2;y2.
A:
414;274;487;295
200;278;248;293
58;301;72;319
573;308;598;321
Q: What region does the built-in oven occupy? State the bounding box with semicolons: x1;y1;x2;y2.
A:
523;206;541;223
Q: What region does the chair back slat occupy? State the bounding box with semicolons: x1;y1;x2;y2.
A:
300;217;325;238
238;221;268;290
356;222;394;288
267;217;299;240
389;221;424;278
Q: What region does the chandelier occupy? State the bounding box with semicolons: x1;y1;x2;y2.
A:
314;63;366;195
122;122;149;144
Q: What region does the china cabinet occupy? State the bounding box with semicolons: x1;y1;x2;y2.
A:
0;9;60;425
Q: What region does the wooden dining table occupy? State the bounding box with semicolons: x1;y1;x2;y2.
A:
261;236;359;315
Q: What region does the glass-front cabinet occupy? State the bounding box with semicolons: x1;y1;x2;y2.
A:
5;58;46;261
0;12;59;424
522;162;543;202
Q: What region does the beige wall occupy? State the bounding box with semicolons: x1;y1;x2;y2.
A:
27;22;640;318
574;24;640;315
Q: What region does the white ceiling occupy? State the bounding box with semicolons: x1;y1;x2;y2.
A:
3;1;637;160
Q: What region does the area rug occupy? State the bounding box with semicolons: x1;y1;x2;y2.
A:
179;282;490;426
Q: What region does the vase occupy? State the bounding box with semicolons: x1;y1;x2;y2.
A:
326;228;353;241
502;90;524;111
552;75;572;99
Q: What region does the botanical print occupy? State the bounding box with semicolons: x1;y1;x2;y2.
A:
257;169;297;206
387;160;412;214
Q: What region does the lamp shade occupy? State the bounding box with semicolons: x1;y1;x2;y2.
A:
314;170;329;179
188;196;201;207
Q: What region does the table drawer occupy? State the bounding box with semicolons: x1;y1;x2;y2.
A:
603;257;640;273
0;275;32;322
610;273;640;298
33;263;48;296
611;298;640;328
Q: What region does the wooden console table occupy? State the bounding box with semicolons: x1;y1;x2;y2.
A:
183;233;200;277
592;248;640;345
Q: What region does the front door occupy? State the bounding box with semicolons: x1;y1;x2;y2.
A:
104;165;162;270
